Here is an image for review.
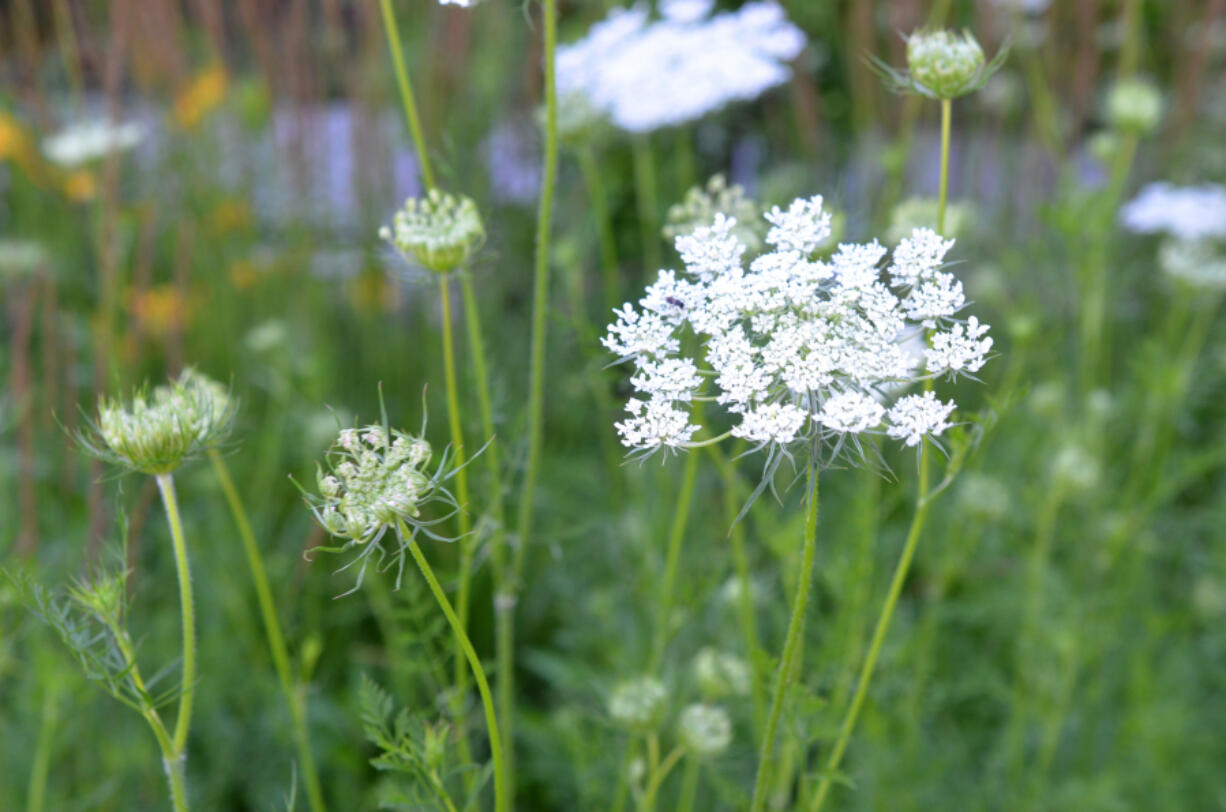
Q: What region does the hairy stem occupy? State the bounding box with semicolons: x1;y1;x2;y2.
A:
937;98;952;235
750;463;820;812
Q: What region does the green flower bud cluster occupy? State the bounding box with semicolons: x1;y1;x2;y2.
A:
873;29;1006;101
309;424;435;543
1105;77;1163;135
82;368;235;475
677;702;732;757
607;676;668;731
665;174;765;251
692;647;751;700
380;189;484;274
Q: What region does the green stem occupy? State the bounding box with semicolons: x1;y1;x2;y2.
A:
163;756;191;812
810;443;932;811
708;445;765;731
749;463;820;812
508;0;559;793
650;447;701;668
379;0;436;190
440;276;477;757
639;745;685;812
26;689;56;812
577;145;620;314
676;757;701;812
402;522;508;812
936;98;951;235
632;134;662;273
208;450;326;812
156;473;196;755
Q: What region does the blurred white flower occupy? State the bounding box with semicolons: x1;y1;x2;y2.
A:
1119;183;1226;241
605;196;992;457
42;118;145;167
557;1;805;133
1158;237;1226;289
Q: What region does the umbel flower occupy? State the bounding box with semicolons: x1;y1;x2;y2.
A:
379;189;484;274
607;676;669;731
42;118;145;168
1119;183;1226;242
298;407;462;593
603;195;993;462
556;0;805;134
872;29;1007;100
77;368;235;475
677;703;732;756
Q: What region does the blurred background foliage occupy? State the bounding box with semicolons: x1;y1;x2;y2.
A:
2;0;1226;809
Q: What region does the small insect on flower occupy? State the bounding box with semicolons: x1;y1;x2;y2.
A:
296;399;463;595
380;189;485;275
871;29;1007;101
76;368;235;475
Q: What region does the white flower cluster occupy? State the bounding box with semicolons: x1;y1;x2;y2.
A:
604;196;993;455
1119;183;1226;241
43;118;145;168
556;0;806;134
1121;183;1226;289
309;425;435;544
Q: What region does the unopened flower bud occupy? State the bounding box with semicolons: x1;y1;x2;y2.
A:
905;30;989;99
607;677;668;731
1106;78;1162;135
677;703;732;756
382;189;484;274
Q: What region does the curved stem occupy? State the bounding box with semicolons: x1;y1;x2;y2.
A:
508;0;559;793
809;442;932;811
650;447;700;668
402;523;508;812
749;463;820;812
208;450;326;812
156;474;196;755
937;98;951;235
379;0;435;190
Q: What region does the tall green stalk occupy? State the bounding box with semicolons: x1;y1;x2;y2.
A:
379;0;436;191
401;522;508;812
155;474;196;755
650;438;701;669
208;450;326;812
749;462;820;812
937;99;952;235
809;443;932;811
26;689;57;812
632;134;662;273
506;0;560;792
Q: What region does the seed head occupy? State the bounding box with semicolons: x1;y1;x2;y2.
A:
608;676;668;731
873;29;1006;101
79;368;235;475
677;703;732;756
1105;77;1162;135
380;189;484;275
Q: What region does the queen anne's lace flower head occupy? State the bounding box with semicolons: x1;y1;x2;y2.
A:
380;189;484;274
42;118;144;168
677;703;732;756
1105;77;1163;134
608;677;669;731
604;195;993;461
1158;238;1226;289
557;1;805;134
80;369;235;475
1119;183;1226;242
665;175;765;251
